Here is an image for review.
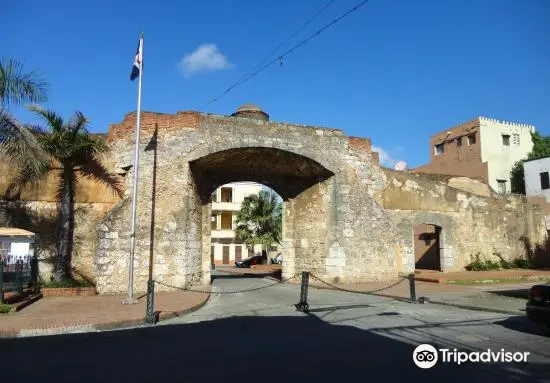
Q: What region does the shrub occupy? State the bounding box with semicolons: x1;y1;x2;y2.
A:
494;252;513;269
465;252;535;271
465;253;489;271
513;258;532;269
0;303;11;314
40;276;93;288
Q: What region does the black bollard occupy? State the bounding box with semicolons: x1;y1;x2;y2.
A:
145;279;156;324
16;260;23;294
408;273;417;303
0;259;4;303
295;271;310;313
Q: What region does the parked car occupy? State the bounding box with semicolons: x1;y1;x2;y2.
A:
235;254;266;268
526;283;550;331
271;253;282;264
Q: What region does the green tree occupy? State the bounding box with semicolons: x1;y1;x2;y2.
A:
0;106;122;281
0;57;48;107
510;131;550;194
235;190;282;263
1;57;49;156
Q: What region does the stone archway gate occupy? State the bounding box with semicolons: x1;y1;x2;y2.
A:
95;106;400;294
94;106;547;294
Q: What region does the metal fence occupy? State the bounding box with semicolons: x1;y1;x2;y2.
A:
0;255;39;303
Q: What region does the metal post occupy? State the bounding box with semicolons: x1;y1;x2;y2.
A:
16;260;23;294
0;259;4;303
124;32;144;305
295;271;310;313
408;273;417;303
31;257;39;292
145;279;155;324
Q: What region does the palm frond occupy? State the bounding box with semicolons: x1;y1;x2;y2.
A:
0;58;49;107
79;156;124;199
27;105;64;134
0;110;52;185
68;111;89;135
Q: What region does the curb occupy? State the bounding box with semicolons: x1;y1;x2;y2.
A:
12;293;43;312
427;299;522;316
0;292;211;338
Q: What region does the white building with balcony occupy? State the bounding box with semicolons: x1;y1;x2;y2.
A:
210;181;264;265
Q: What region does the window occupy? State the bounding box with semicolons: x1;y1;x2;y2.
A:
502;134;510;146
210;191;217;203
456;137;462;147
467;133;476;145
497;180;507;194
220;212;233;230
540;172;550;190
220;187;233;202
211;215;217;230
513;134;520;145
434;143;444;156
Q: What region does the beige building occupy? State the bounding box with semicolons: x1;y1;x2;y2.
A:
413;116;535;193
210;181;264;265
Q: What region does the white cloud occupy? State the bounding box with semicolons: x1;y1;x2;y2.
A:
179;44;233;77
372;146;406;168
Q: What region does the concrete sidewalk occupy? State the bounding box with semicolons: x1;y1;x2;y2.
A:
0;290;210;337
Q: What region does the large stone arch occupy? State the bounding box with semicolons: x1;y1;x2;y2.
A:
188;146;336;284
94;106;402;294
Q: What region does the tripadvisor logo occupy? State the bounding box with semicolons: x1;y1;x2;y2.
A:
413;344;530;369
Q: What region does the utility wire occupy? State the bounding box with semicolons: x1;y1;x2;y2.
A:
201;0;371;109
227;0;335;96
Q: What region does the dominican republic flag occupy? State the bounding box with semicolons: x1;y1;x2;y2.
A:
130;33;143;81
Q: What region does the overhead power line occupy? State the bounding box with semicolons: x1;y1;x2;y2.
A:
229;0;335;94
201;0;371;109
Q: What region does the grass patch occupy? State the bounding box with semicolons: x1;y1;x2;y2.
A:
40;278;94;288
447;277;550;285
0;303;11;314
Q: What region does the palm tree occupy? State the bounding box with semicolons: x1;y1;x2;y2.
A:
0;57;48;107
0;106;122;281
1;57;49;158
235;190;282;263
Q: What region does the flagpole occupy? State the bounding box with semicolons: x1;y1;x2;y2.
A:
124;32;143;304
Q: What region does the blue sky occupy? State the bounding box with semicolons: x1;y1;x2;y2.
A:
3;0;549;168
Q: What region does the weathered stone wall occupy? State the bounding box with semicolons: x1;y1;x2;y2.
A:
376;169;547;272
3;107;547;294
95;110;404;293
0;200;114;283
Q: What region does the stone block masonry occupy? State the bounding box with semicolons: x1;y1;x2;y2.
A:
1;105;546;294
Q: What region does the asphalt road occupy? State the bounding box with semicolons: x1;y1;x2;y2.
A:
1;272;549;382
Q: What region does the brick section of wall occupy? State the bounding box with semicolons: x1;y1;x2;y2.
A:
348;136;379;166
107;111;200;142
348;137;372;154
41;287;97;297
412;118;487;183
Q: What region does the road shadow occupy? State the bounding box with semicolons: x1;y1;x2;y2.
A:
211;273;274;281
487;288;529;300
495;315;550;337
2;315;549;383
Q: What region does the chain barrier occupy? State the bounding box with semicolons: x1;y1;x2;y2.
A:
153;272;301;295
308;273;409;296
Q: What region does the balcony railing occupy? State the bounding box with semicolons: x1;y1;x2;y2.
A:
211;229;235;239
212;201;241;212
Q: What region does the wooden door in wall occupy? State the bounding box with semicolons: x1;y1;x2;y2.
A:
223;246;230;265
235;246;242;262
